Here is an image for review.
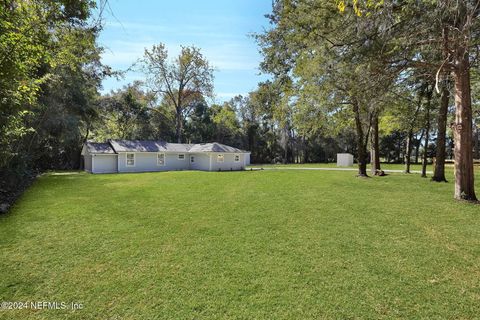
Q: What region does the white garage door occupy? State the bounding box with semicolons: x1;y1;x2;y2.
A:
93;155;118;173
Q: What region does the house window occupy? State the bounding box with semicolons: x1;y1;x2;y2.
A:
126;153;135;166
217;154;224;163
157;153;165;166
234;154;240;162
178;154;185;160
190;156;195;163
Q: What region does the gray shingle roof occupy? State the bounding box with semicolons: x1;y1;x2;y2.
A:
87;140;249;154
109;140;193;153
86;142;115;154
165;143;195;152
188;142;247;153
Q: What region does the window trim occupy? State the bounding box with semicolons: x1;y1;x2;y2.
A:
217;154;224;163
157;153;166;166
178;154;186;160
126;153;135;167
234;154;240;162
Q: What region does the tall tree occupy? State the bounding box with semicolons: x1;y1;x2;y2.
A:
337;0;479;200
211;103;241;146
184;101;215;143
370;111;381;175
0;0;99;169
140;44;214;143
0;0;106;208
257;0;397;176
432;81;451;182
249;81;284;163
421;86;434;178
94;83;151;140
387;1;478;200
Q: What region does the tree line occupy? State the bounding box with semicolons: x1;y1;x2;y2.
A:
254;0;480;201
0;0;108;210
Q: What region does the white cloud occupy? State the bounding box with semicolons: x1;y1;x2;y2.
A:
216;92;247;98
105;21;169;33
100;17;261;71
104;20;245;42
99;14;266;98
101;38;260;72
211;92;248;104
204;42;260;71
100;39;183;66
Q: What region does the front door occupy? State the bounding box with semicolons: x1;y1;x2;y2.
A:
190;156;195;168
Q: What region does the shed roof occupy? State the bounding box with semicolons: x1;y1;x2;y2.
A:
85;142;116;154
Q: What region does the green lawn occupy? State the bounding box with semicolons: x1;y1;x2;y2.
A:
1;169;479;319
250;162;440;172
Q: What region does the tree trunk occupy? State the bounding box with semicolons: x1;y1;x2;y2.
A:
414;143;420;163
432;84;449;182
248;125;255;162
475;124;479;160
302;136;307;163
79;125;91;170
370;112;381;175
421;129;430;177
404;130;413;173
405;97;422;173
175;109;182;143
414;130;424;164
290;131;294;163
422;91;432;178
282;127;288;164
396;140;401;163
353;100;368;177
452;52;477;201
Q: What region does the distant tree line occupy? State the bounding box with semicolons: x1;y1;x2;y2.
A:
90;78;465;168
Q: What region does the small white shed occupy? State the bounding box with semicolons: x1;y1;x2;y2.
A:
81;142;118;174
337;153;354;167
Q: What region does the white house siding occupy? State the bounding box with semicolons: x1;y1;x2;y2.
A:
92;154;118;173
210;153;245;171
84;153;92;172
189;153;210;171
117;152;190;173
165;153;190;170
245;153;251;165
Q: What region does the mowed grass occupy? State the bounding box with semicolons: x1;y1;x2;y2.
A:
1;169;479;319
251;162;438;172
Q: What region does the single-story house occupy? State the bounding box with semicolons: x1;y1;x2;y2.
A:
81;140;251;174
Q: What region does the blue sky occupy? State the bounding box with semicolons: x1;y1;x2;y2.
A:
99;1;272;102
